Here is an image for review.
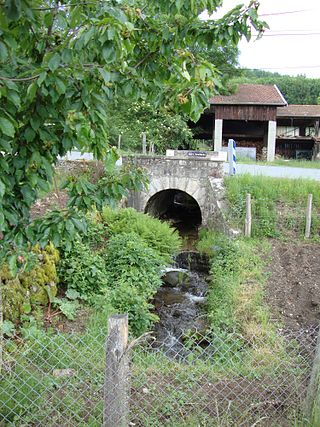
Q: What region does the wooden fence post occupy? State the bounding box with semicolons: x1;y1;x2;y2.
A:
305;193;313;239
142;132;147;155
245;193;252;237
118;134;122;151
103;314;129;427
305;327;320;423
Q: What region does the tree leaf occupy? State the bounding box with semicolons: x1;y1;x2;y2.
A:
27;82;37;101
4;0;21;21
37;71;47;86
0;41;8;61
48;53;61;72
24;127;36;142
0;180;5;198
0;116;15;137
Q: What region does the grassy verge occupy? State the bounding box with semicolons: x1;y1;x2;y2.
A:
197;231;273;337
237;158;320;169
224;174;320;238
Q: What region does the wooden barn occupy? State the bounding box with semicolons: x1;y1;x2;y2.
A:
191;84;320;161
276;105;320;159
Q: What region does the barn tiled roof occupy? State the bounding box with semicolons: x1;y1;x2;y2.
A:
277;105;320;118
209;84;287;106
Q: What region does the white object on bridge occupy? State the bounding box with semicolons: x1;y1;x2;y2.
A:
228;139;236;176
166;149;175;157
165;149;227;161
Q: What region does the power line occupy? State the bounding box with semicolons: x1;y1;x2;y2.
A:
260;9;312;16
243;65;320;70
253;32;320;37
264;29;320;33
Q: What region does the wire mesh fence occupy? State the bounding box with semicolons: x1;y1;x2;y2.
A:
226;194;320;239
0;324;319;426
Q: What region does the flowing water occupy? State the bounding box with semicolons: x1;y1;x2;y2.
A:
153;251;210;356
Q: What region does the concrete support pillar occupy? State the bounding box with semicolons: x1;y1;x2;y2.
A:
214;119;223;151
267;120;277;162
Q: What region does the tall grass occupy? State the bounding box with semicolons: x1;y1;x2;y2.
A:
224;174;320;238
197;231;273;337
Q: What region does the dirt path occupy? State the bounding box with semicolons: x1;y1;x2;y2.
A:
266;241;320;331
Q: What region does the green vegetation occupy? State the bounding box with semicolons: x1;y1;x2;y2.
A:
0;0;266;256
57;208;181;335
104;233;164;335
107;101;194;154
1;221;313;425
2;206;181;334
197;231;273;338
101;207;181;263
0;308;110;426
224;174;320;238
58;240;109;300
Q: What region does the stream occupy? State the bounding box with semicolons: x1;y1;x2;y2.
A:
153;251;211;357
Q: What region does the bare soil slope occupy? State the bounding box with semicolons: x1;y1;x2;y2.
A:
266;241;320;331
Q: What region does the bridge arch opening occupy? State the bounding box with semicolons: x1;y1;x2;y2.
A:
145;189;202;232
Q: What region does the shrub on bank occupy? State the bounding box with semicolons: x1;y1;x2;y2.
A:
101;207;181;262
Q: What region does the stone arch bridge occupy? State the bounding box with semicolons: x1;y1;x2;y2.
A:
123;152;226;229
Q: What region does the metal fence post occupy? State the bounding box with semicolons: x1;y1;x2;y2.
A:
228;139;236;176
305;193;313;239
103;314;129;427
245;193;252;237
118;134;122;152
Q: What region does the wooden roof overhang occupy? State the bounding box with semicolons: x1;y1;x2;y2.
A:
210;84;287;122
212;104;278;121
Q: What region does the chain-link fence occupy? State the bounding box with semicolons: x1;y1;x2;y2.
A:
1;322;319;426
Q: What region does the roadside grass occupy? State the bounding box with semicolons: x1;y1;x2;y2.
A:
237;157;320;169
224;174;320;238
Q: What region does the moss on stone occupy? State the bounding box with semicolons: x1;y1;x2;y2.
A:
1;244;60;321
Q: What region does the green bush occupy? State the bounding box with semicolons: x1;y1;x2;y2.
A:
58;211;176;335
101;207;181;262
104;233;164;336
58;208;180;334
58;240;108;300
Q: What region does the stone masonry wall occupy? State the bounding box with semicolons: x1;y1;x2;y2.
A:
123;155;225;227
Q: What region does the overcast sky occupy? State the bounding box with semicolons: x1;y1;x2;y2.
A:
204;0;320;78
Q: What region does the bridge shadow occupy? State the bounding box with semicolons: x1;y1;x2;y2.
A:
145;189;202;245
